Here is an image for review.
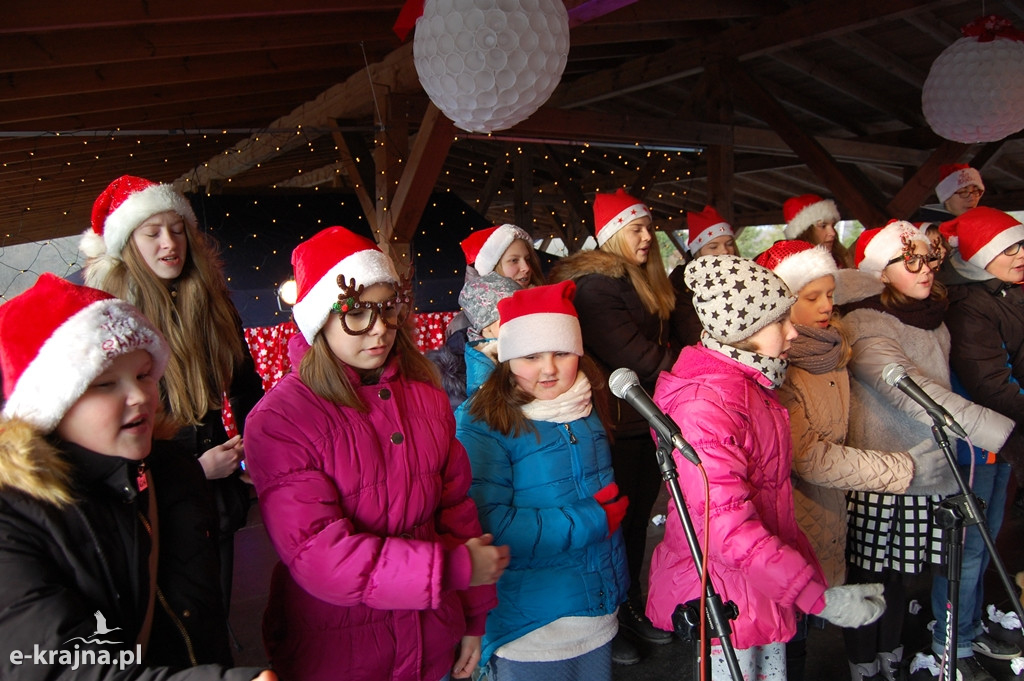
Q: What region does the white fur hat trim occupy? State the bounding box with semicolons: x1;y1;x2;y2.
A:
784;199;841;240
497;313;583;362
2;299;169;432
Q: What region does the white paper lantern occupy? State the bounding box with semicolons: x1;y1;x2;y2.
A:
413;0;570;133
922;16;1024;143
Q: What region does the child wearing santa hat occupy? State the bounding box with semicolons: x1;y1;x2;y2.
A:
686;205;738;258
0;274;271;681
428;224;541;411
549;189;683;663
837;220;1014;680
648;254;884;681
670;204;741;348
460;223;544;288
757;241;942;680
783;194;852;268
929;206;1024;670
936;163;985;217
456;280;628;681
81;175;263;612
242;225;507;681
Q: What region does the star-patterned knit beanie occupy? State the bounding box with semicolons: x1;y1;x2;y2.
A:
683;254;796;345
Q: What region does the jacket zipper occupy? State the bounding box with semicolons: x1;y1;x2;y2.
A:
563;423;577;444
137;511;198;666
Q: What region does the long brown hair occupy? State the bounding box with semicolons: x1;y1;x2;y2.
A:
600;227;676;319
299;322;440;411
94;222;245;425
467;354;612;438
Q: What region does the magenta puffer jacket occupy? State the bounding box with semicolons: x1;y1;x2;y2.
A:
646;345;827;649
244;334;497;681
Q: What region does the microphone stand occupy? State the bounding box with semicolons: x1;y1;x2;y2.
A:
927;419;1024;681
653;433;743;681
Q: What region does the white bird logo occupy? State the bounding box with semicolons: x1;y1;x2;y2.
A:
91;611;121;637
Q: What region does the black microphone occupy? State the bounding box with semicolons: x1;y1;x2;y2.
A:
881;363;968;438
609;368;701;465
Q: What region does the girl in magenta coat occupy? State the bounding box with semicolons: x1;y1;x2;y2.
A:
647;255;886;681
244;226;509;681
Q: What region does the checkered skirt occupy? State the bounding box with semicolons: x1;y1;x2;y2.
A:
847;491;945;573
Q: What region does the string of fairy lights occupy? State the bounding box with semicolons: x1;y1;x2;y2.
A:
1;122;713;313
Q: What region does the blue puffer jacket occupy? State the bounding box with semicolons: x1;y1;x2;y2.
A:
455;405;628;665
464;341;497;399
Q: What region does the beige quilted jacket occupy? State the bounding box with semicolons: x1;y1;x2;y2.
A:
777;365;915;586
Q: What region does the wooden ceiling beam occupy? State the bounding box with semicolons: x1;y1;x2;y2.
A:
768;51;925;128
550;0;959;107
831;32;928;89
902;11;962;46
540;144;591;237
2;16;395;71
0;72;337;126
473;145;514;215
0;1;404;34
388;103;456;248
886;139;970;219
173;43;418;192
0;46;371;102
569;23;702;47
333;127;377;224
728;60;890;227
754;73;870;137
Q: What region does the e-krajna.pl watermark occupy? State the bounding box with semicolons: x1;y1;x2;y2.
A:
10;644;143;671
9;610;141;671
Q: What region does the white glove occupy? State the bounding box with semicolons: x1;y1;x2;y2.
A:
905;440;950;495
818;584;886;628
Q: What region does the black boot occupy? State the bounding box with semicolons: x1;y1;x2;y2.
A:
611;631;640;665
618;596;673;645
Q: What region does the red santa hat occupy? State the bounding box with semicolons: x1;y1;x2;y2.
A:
940;207;1024;269
853;220;929;277
80;175;197;281
687;205;734;254
290;226;399;344
0;273;169;432
593;189;651;248
497;280;583;362
459;224;531;275
754;240;837;295
783;194;841;240
935;164;985;204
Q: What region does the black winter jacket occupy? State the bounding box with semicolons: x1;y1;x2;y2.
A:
0;423;261;680
550;250;682;437
942;268;1024;470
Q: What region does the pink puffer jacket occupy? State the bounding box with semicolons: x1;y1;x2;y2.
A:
244;334;496;681
646;345;827;649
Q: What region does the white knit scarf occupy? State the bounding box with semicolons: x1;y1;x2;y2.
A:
520;371;593;423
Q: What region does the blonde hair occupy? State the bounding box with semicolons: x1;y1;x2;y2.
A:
828;314;853;369
468;354;611;439
92;221;246;425
298;323;440;410
600;229;676;319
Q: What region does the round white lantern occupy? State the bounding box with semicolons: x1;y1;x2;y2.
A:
413;0;570;133
922;16;1024;143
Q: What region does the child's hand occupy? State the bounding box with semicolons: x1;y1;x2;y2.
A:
452;635;482;678
198;435;244;480
252;672;277;681
465;533;510;586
